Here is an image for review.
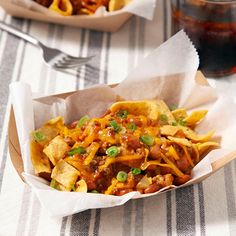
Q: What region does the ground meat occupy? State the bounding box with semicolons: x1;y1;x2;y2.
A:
121;134;142;149
71;0;109;14
149;144;161;159
35;0;53;7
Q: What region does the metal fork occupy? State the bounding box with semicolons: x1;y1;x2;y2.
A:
0;21;93;71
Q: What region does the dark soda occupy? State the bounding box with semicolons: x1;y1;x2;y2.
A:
171;0;236;77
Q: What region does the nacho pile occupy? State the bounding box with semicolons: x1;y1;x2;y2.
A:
35;0;132;16
30;100;219;195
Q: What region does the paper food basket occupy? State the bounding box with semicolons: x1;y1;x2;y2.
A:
0;0;155;32
8;31;236;217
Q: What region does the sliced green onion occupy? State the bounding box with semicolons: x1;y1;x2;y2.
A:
33;131;46;142
50;179;59;190
170;104;178;111
109;120;120;133
172;122;177;126
131;168;141;175
68;147;86;156
77;115;90;128
106;146;119;157
140;134;155;146
160;114;168;122
127;123;137;131
117;110;128;119
177;117;186;126
91;190;99;193
116;171;128;182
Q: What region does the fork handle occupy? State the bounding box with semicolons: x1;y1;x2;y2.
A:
0;21;39;46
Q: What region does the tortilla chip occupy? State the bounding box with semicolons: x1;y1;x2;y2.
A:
154;99;176;124
110;100;160;120
167;136;192;147
109;0;131;11
160;125;180;136
197;141;220;155
171;108;188;120
43;135;70;165
75;179;88;192
51;159;80;190
180;127;215;142
184;110;208;126
30;141;51;174
32;116;64;147
50;179;71;191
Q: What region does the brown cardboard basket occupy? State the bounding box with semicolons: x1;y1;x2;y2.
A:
8;72;236;184
0;1;133;32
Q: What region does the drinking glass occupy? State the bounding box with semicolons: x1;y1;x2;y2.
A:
171;0;236;77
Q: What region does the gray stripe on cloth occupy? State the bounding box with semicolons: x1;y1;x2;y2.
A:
60;217;68;236
70;210;92;236
122;201;133;236
128;16;137;68
176;186;196;236
27;196;41;236
197;183;206;236
15;186;32;236
38;23;57;94
166;191;172;236
0;13;7;38
83;30;104;87
163;0;168;41
224;164;236;236
47;24;64;92
93;209;101;236
76;29;86;90
134;199;144;236
103;32;111;85
15;22;30;82
0;17;25;192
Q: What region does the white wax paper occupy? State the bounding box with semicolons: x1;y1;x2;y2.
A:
9;31;236;217
12;0;156;20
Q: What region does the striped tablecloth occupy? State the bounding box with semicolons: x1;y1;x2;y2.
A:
0;1;236;235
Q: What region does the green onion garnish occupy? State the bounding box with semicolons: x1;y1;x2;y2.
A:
91;190;99;193
117;110;128;119
77;115;90;128
177;117;186;126
106;146;119;157
127;123;137;131
68;147;86;156
109;120;120;133
172;122;177;126
170;104;178;111
140;134;155;146
33;131;46;142
50;179;59;190
116;171;128;182
131;168;141;175
160;114;168;122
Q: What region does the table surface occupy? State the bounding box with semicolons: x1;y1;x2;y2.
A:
0;1;236;236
